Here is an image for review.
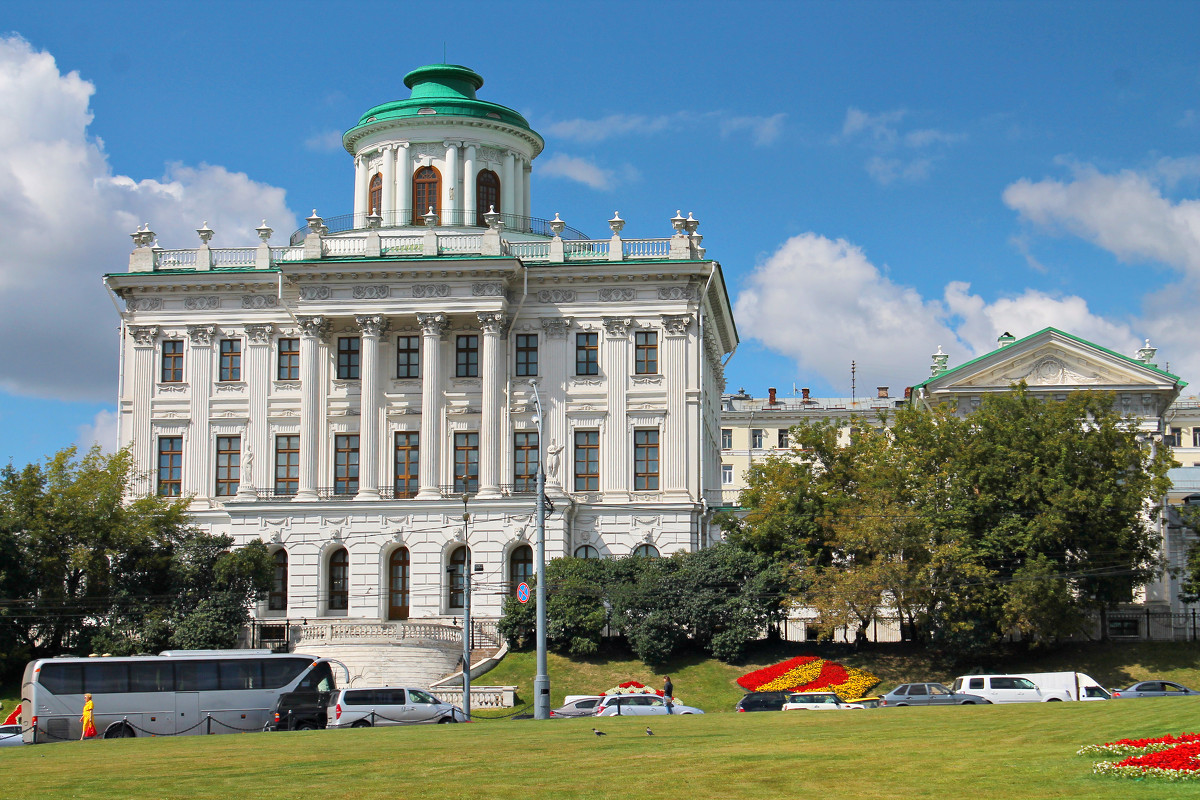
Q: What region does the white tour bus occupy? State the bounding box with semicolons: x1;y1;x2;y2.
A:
20;650;336;743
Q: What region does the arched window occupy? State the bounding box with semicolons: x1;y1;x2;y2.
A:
476;169;500;227
574;545;599;559
509;544;533;595
413;166;441;225
329;547;349;611
448;545;469;609
269;549;288;611
368;172;382;216
388;548;410;620
632;544;659;558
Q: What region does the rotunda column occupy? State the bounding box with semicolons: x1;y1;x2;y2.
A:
416;312;449;499
443;141;459;225
295;316;325;501
477;312;505;499
502;150;516;226
522;160;532;222
381;145;396;222
355;315;385;500
463;144;477;226
354;154;369;219
396;143;412;225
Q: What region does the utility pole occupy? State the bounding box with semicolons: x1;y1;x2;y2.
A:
531;380;551;720
461;491;472;721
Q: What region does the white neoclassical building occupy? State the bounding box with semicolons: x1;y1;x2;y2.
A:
105;64;737;637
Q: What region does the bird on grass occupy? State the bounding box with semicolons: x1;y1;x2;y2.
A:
645;727;654;736
592;728;606;737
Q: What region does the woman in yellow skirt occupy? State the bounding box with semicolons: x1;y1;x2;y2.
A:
80;693;96;740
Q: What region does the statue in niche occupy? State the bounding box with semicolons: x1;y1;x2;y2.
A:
546;440;563;484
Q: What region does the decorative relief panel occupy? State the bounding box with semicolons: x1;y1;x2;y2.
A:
299;286;331;301
537;289;575;303
412;284;450;298
599;287;636;302
214;383;246;394
353;285;390;300
998;356;1102;386
242;295;278;309
127;297;162;312
658;285;699;301
272;381;301;392
540;318;571;339
472;282;504;296
184;296;220;311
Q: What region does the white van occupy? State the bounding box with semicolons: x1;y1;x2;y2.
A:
327;687;466;727
951;674;1071;703
1022;672;1110;701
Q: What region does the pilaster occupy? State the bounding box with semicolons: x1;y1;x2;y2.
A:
417;313;449;499
602;317;634;500
477;312;505;499
295;316;326;501
185;325;215;499
128;325;159;496
244;324;274;493
662;314;693;499
356;315;386;501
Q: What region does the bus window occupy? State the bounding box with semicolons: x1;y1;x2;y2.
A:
177;661;219;691
296;662;335;693
262;658;310;689
85;662;129;693
40;663;84;695
129;661;175;693
220;660;263;691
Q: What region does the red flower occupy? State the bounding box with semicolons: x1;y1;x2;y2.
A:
1116;742;1200;772
736;656;819;691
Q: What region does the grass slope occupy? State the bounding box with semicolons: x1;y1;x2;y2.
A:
4;698;1200;799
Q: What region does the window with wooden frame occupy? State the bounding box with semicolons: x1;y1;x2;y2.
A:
218;339;242;382
778;429;790;449
574;430;599;492
215;435;241;497
514;334;538;377
157;436;183;496
509;544;533;595
454;432;479;493
635;331;658;375
634;429;659;491
161;340;184;383
396;335;420;379
334;434;359;495
721;428;732;449
337;337;360;380
412;165;440;224
394;432;419;499
448;545;468;609
269;550;288;611
475;169;500;226
368;172;382;216
277;338;299;381
751;428;764;449
388;548;410;620
576;332;598;376
328;548;349;611
514;431;538;492
456;335;479;378
275;435;299;495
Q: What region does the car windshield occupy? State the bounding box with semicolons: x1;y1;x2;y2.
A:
409;689;440;704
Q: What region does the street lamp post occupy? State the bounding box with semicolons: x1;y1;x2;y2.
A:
530;380;551;720
461;491;472;721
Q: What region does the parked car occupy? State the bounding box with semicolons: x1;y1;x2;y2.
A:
328;687;466;728
951;674;1070;703
265;663;339;731
593;694;704;716
845;696;882;709
1021;672;1110;701
552;696;604;717
1111;680;1196;698
782;691;864;710
879;683;991;707
735;691;790;712
0;723;24;747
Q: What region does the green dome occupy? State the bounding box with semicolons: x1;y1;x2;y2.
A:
343;64;541;153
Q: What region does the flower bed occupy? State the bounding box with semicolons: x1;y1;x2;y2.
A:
736;656;879;700
1081;732;1200;780
601;680;677;703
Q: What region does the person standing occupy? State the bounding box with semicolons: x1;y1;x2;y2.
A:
663;676;674;714
80;693;96;740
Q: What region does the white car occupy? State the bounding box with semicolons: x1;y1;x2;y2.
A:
951;675;1071;703
782;691;864;710
327;687;466;728
593;694;704;716
0;723;24;747
552;695;604;717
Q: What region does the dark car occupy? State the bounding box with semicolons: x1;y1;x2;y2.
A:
1111;680;1196;699
265;660;337;731
735;691;790;712
879;682;991;706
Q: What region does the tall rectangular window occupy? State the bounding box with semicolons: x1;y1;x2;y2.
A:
721;464;734;485
456;335;479;377
1165;426;1182;448
215;436;241;497
277;338;299;380
514;431;539;492
157;436;183;496
778;429;789;449
1193;427;1200;448
334;434;359;495
218;339;242;382
337;337;360;380
275;435;299;496
635;331;658;375
574;430;599;492
396;335;420;379
634;429;660;491
576;332;598;376
454;432;479;493
161;340;184;383
751;429;764;449
394;432;419;499
515;334;538;377
721;428;732;450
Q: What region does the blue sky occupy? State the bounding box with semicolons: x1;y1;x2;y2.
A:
1;0;1199;468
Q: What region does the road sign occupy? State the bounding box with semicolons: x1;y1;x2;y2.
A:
517;582;531;603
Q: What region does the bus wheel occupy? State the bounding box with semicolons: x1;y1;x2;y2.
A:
351;720;371;728
104;723;136;739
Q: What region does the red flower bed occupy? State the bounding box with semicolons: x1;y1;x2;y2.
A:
1082;731;1200;780
736;656;819;691
1116;742;1200;772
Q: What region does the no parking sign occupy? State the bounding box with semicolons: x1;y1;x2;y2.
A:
516;582;531;603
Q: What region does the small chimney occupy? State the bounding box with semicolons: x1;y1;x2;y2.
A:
877;386;888;399
997;331;1015;347
904;387;912;399
768;387;777;405
801;387;811;401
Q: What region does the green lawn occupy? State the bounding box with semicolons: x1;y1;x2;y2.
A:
4;697;1200;798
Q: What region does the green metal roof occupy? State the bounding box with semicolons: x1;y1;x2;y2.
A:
343;64;540;152
912;326;1187;391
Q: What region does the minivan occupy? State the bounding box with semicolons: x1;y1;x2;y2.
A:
327;687;466;728
951;674;1070;703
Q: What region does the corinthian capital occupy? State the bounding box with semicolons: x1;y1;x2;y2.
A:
297;315;327;340
661;314;694;337
129;325;159;347
187;324;215;346
356;314;388;338
417;312;450;337
477;312;506;335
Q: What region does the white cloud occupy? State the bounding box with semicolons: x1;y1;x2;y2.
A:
841;107;906;142
545;113;681;143
536;153;633;191
904;128;966;148
304;130;344;152
838;107;962;185
0;35;296;401
734;233;1143;392
76;408;118;453
720;114;786;146
865;156;933;185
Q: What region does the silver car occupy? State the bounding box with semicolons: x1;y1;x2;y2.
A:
327;687;466;727
593;693;704;716
880;682;991;706
0;724;24;747
1111;680;1196;699
552;695;604;717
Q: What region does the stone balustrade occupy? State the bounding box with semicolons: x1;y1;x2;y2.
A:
430;686;518;708
296;621;464;646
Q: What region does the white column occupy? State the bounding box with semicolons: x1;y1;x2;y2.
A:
540;318;571;491
128;325;159;496
662;315;692;499
186;325;215;499
522;160;532;222
416;312;449;499
602;317;632;501
463;144;477;226
443;141;459;226
353;154;369;219
356;315;385;500
381;145;396;223
477;312;505;499
244;324;274;493
502;150;516;225
397;143;412;225
296;316;325;501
